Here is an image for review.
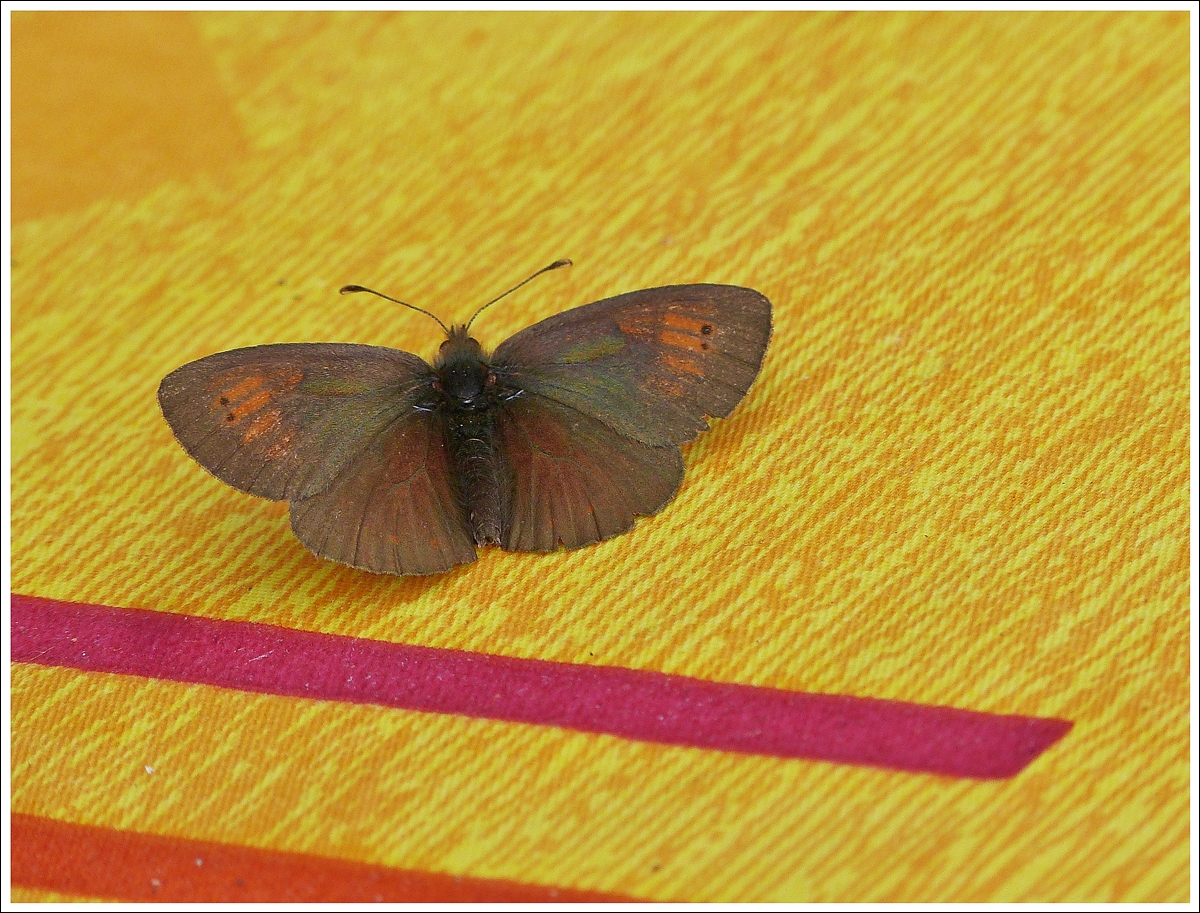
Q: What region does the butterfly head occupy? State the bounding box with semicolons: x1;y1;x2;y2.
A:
434;324;494;411
437;324;483;359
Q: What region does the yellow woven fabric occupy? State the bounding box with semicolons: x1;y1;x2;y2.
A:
10;11;1190;901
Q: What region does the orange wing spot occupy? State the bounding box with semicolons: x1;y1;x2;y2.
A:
216;369;302;413
662;312;713;335
219;374;266;406
660;330;710;355
662;352;705;377
227;389;274;423
242;409;281;444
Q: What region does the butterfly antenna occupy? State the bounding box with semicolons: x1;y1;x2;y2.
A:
339;284;451;335
465;259;573;331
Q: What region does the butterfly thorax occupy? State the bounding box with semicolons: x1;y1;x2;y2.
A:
433;325;510;545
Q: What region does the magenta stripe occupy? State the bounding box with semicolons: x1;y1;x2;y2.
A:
12;594;1069;778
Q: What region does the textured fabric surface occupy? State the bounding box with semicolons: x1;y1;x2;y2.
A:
10;813;631;903
9;11;1190;902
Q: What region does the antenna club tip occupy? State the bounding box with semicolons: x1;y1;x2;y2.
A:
339;285;364;295
552;259;573;269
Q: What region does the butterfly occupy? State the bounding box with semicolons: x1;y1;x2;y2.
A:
158;261;772;576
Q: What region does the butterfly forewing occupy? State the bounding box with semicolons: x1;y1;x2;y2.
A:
157;344;433;501
498;396;684;552
492;285;772;447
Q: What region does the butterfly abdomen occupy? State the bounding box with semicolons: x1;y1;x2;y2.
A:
442;409;508;546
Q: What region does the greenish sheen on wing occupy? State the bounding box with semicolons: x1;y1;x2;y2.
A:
557;335;626;364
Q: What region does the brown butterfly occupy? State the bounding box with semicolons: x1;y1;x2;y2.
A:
158;261;772;576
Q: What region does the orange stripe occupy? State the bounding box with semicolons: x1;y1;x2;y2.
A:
659;329;708;354
11;814;634;903
217;373;264;405
227;388;274;422
662;312;712;334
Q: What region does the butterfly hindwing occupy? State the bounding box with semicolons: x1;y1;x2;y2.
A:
157;344;433;502
498;395;684;552
491;285;772;447
289;410;477;575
